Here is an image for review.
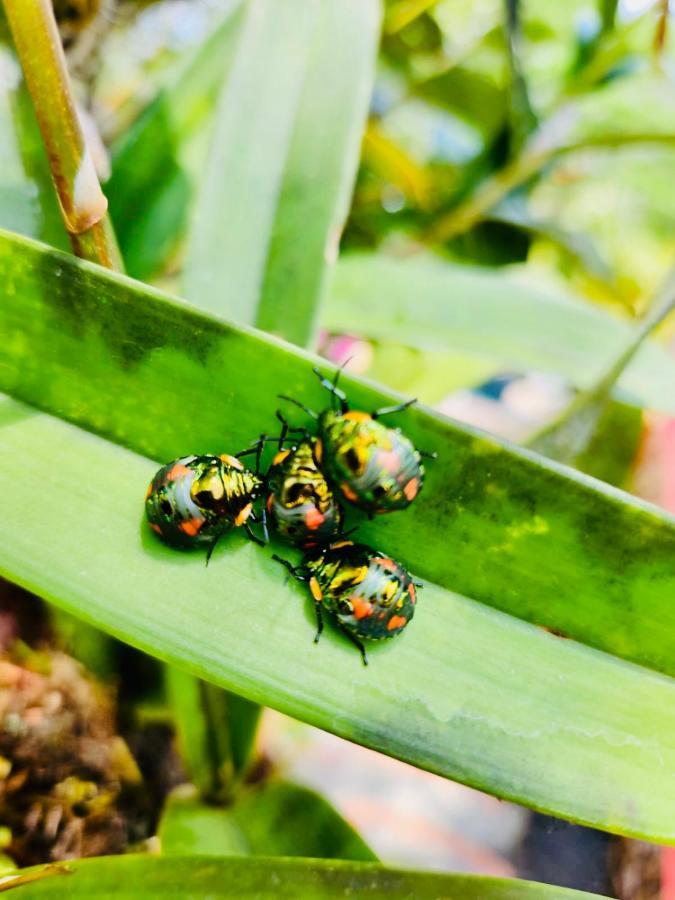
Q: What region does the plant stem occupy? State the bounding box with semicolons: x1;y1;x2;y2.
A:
529;263;675;462
423;109;675;246
2;0;122;270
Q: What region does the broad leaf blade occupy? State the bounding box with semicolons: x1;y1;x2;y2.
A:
0;855;600;898
182;0;379;344
0;229;674;676
0;402;674;840
324;254;675;414
1;232;675;837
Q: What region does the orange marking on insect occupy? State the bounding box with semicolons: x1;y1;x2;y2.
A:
149;523;162;535
403;478;419;501
351;595;373;619
377;557;396;572
266;494;275;512
273;449;290;466
145;482;153;500
234;502;252;526
304;507;325;530
387;615;408;631
220;454;243;470
179;517;203;536
340;482;359;502
407;583;417;604
343;410;371;423
309;576;323;602
314;439;323;464
168;463;190;481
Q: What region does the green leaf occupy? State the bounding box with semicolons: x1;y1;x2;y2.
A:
0;855;600;898
165;668;261;799
159;782;375;860
107;2;245;280
0;231;675;839
182;0;380;344
411;65;507;141
324;253;675;414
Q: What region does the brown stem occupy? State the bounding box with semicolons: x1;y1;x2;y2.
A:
2;0;122;270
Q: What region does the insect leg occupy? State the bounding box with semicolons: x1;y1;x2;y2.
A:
338;625;369;666
258;500;269;544
418;449;438;460
272;554;309;581
313;602;324;644
236;433;274;461
205;528;227;566
274;410;309;449
244;521;266;547
371;398;416;419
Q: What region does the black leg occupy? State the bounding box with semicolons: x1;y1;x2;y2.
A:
236;433;272;463
313;602;324;644
275;410;310;449
259;502;269;544
272;554;309;582
205;529;226;566
312;367;349;414
414;581;424;589
334;525;359;541
371;398;416;419
418;448;437;460
275;410;289;450
254;434;266;475
338;625;368;666
244;521;266;547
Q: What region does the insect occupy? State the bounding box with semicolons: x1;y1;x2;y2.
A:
274;540;419;665
145;441;267;562
280;367;432;515
265;413;344;548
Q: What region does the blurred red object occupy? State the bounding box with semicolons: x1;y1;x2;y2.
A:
631;414;675;898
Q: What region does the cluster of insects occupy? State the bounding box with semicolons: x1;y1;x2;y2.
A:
145;367;432;665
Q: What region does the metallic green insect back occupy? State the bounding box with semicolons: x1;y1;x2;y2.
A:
274;541;418;665
145;453;262;554
318;410;424;514
307;541;416;640
266;439;344;548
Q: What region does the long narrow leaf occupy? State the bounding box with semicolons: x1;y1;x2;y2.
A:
0;233;675;838
183;0;379;345
324;254;675;414
1;229;674;677
0;855;599;898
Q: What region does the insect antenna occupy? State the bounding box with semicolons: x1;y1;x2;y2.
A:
311;367;349;414
278;394;318;420
371;398;416;419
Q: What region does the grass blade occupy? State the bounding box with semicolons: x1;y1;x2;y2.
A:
182;0;380;345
